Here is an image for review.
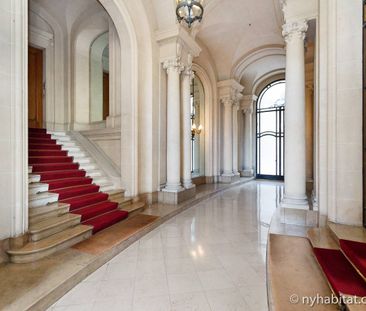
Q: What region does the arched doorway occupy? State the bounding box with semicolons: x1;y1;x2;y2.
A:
256;80;285;180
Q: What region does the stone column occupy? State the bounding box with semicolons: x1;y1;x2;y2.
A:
232;103;240;176
181;61;195;189
222;98;234;177
163;58;184;192
241;95;256;177
281;20;309;209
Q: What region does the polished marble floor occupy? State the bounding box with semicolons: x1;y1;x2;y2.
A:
49;180;282;311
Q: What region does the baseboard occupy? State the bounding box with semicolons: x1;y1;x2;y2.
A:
139;191;159;204
0;238;9;264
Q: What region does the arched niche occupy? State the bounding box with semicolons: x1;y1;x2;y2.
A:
192;63;216;179
72;11;109;129
90;32;109;123
191;75;205;177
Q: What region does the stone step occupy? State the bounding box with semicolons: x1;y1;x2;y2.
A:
67;151;87;158
28;182;49;195
112;196;133;207
92;176;109;185
52;135;72;142
28;174;41;184
7;225;92;263
29;202;70;225
62;146;81;153
48;131;67;136
29;213;81;242
106;188;126;199
79;163;97;171
58;141;79;148
328;222;366;244
100;183;114;192
307;227;339;250
121;201;145;217
29;192;59;208
86;170;104;178
73;157;93;164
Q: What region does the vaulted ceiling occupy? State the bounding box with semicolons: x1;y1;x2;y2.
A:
197;0;285;80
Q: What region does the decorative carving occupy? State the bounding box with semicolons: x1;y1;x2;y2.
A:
282;20;308;43
220;97;233;108
182;53;194;80
280;0;287;14
241;95;257;115
163;58;184;74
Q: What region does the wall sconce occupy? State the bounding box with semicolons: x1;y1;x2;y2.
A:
191;124;203;140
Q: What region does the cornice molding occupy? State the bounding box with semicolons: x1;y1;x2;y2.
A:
218;79;244;105
155;25;202;58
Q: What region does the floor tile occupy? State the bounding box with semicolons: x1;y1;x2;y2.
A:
170;292;211;311
167;272;203;294
52;181;280;311
133;295;171;311
198;269;235;291
205;288;249;311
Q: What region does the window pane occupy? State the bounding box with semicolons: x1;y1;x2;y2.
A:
259;136;277;175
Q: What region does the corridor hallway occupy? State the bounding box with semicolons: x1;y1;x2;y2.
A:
48;181;279;310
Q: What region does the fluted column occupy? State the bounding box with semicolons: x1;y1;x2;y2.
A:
163;58;184;192
222;98;234;176
232;103;240;175
242;97;255;176
281;20;309;209
181;62;195;189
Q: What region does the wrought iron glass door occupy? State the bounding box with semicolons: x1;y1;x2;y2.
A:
256;81;285;180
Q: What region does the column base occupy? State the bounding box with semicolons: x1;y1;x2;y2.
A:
220;173;240;184
278;207;318;227
280;194;309;210
182;180;196;190
158;186;196;205
240;169;254;177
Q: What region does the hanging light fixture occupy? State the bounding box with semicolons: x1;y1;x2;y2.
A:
176;0;204;28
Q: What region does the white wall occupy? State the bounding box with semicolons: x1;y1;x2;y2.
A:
317;0;363;225
0;0;28;240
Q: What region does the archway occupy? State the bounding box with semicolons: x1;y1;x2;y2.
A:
191;75;205;177
256;80;285;180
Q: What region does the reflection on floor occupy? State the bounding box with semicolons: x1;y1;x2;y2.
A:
49;180;282;311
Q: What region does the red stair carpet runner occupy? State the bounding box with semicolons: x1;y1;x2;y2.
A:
29;128;128;233
312;236;366;304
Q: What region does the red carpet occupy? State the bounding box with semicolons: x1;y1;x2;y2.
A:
29;150;68;157
39;169;87;181
29;156;74;164
47;177;93;190
29;128;128;233
340;239;366;280
84;210;129;233
313;247;366;297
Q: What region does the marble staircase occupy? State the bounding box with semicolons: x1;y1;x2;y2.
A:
6;129;146;264
307;223;366;311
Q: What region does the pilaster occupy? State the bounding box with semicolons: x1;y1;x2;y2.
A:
218;80;244;183
240;95;257;177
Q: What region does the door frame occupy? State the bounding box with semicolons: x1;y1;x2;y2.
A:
28;46;44;128
256;80;285;181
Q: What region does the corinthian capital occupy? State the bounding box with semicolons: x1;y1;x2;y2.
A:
220;96;233;108
241;95;257;114
163;58;184;74
282;20;308;43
